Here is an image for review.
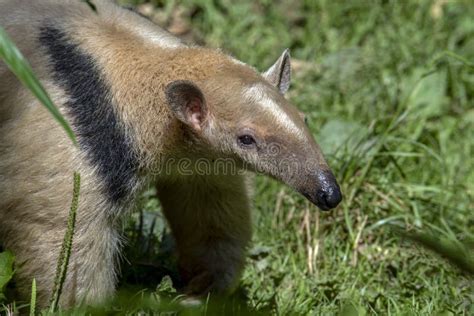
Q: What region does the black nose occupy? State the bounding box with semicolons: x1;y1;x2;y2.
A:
316;185;342;210
315;171;342;210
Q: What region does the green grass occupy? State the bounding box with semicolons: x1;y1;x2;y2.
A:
1;0;474;314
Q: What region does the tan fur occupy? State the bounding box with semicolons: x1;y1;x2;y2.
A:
0;0;340;308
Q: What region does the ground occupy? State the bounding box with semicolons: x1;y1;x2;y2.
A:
1;0;473;314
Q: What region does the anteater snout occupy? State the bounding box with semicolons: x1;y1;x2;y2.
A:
316;170;342;210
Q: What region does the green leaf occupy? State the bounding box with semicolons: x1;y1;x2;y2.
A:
0;250;15;302
406;69;447;118
0;26;77;145
338;302;366;316
317;119;370;156
156;275;176;296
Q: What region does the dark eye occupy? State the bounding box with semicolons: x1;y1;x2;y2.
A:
304;116;309;126
238;134;256;147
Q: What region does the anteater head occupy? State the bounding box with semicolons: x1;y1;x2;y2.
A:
164;50;342;211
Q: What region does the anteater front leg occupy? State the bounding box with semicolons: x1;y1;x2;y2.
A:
157;174;252;295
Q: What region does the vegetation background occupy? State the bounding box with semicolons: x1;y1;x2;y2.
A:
1;0;473;314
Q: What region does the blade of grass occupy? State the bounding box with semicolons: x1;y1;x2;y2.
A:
0;26;76;145
437;50;474;69
397;228;474;275
49;172;81;312
81;0;97;13
29;279;36;316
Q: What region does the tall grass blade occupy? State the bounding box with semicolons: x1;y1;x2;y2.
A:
399;229;474;275
49;172;81;312
30;279;36;316
0;26;77;145
81;0;97;12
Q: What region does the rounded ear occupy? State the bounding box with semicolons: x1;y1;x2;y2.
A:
262;48;291;94
165;80;207;132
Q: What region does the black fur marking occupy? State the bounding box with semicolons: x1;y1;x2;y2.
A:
39;25;139;203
